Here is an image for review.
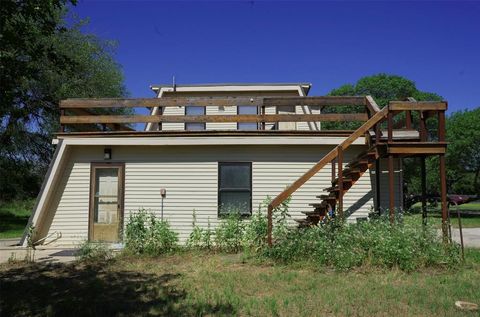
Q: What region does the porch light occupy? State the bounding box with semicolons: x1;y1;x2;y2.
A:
104;148;112;160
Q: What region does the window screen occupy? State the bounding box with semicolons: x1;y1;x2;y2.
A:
237;106;258;130
185;106;205;130
218;162;252;216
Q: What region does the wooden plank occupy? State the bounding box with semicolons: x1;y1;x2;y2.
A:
68;108;135;131
60;97;264;109
388;147;446;154
60;113;369;124
365;95;381;114
263;96;366;107
389;102;447;111
388;155;395;224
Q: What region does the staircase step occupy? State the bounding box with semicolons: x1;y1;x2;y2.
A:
347;160;369;168
343;168;362;176
332;177;353;185
316;195;336;201
309;202;327;208
295;219;313;227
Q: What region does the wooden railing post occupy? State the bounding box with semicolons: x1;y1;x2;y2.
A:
419;111;427;142
60;109;65;132
261;105;266;130
421;156;427;226
387;108;393;143
388;154;395;224
405;110;412;129
337;146;344;219
375;158;381;213
331;159;336;183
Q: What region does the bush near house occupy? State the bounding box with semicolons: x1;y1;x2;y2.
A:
124;199;461;272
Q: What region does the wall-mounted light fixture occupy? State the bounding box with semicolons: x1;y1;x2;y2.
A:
104;148;112;160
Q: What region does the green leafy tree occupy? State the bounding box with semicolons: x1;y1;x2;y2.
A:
0;0;128;200
446;108;480;194
325;73;442;130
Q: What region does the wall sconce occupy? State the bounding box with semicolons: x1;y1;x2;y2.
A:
104;148;112;160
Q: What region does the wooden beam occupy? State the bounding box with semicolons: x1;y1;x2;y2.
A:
421;156;427;226
263;96;366;107
375;158;381;212
388;154;395;224
337;146;344;219
60;113;369;125
389;102;447;111
365;95;381;114
439;154;448;242
387;147;446;155
60;97;264;109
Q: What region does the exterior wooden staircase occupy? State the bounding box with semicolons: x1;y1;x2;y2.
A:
266;97;449;245
297;148;378;227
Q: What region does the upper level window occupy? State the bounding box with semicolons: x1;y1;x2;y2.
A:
218;162;252;216
237;106;258;130
185;106;205;130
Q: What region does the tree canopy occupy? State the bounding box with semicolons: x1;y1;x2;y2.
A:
0;0;128;200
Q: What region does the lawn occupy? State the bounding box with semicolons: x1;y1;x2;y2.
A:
0;200;33;239
407;200;480;228
1;250;479;316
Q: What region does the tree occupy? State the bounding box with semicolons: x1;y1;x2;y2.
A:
325;73;442;130
0;0;128;200
446;108;480;194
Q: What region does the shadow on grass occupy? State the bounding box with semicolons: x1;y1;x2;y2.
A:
0;211;29;234
0;261;234;316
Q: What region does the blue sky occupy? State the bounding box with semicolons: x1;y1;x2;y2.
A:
71;1;480;113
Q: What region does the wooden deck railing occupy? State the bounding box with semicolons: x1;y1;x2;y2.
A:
58;96;376;132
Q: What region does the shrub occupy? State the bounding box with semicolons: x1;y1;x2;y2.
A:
76;241;113;263
215;212;245;253
187;211;214;250
125;209;178;255
264;214;461;271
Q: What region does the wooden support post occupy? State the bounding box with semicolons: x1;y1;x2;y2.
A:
388;154;395;224
375;158;381;212
439;154;448;242
420;156;427;226
388;111;393;143
419;111;427;142
438;110;446;142
337;146;344;219
60;109;65;132
405;110;412;129
331;159;336;183
267;205;273;246
375;124;381;145
158;106;163;131
261;105;266;130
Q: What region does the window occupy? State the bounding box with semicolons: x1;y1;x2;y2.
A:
218;162;252;216
185;106;205;130
237;105;258;130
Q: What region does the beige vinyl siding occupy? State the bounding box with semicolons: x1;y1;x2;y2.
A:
43;144;401;245
158;90;300;131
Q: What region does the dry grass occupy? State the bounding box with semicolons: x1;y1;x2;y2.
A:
2;250;479;316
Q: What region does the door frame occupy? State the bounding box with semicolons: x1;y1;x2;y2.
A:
88;162;125;242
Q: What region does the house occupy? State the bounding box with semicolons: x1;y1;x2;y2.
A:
21;83;449;246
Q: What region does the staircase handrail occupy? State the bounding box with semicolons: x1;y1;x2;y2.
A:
267;106;389;245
